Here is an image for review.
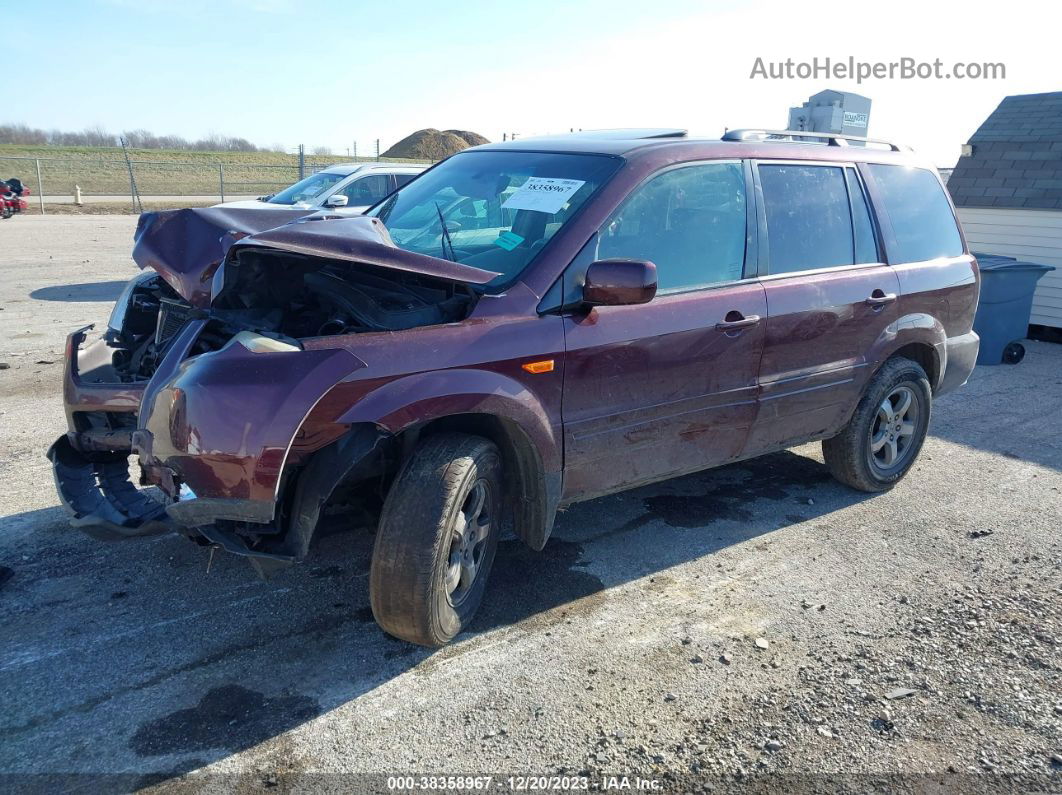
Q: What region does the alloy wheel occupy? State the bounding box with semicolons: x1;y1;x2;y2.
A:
444;481;492;606
868;384;920;474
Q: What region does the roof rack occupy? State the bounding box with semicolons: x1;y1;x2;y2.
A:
721;129;907;152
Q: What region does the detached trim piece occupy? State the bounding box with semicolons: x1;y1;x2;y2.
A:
47;435;175;541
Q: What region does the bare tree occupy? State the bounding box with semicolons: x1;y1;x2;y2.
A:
83;125;116;147
0;122;262;152
0;123;48;144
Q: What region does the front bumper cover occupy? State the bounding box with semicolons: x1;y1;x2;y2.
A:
47;434;174;541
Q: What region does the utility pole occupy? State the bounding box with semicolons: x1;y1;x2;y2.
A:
298;144;305;179
353;141;357;160
375;139;380;162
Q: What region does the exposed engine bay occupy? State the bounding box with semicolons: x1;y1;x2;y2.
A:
107;249;477;383
211;248;477;341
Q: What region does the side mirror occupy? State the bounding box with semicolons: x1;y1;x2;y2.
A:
582;259;657;306
323;194;349;208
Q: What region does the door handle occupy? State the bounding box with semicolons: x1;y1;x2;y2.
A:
865;291;897;306
715;313;762;331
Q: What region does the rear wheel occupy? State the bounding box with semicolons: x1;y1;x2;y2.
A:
822;356;932;492
370;433;501;646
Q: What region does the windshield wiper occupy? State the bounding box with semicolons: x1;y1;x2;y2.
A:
435;202;456;262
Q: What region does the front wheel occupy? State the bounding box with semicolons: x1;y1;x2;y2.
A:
370;433;502;647
822;356;932;492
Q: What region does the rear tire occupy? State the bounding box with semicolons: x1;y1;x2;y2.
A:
822;356;932;492
370;433;502;647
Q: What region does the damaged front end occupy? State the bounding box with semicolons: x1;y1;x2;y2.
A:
49;207;497;573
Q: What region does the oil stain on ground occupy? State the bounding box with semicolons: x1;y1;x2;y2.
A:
130;684;319;757
640;450;833;529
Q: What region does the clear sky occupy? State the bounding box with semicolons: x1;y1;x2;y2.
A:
3;0;1058;166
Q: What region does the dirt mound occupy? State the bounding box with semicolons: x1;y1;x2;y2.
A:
382;128;490;160
443;130;490;148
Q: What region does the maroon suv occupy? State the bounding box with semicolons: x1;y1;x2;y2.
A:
49;128;979;646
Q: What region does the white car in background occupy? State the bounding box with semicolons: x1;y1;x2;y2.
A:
216;162;428;215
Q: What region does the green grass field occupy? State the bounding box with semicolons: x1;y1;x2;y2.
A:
0;144;420;198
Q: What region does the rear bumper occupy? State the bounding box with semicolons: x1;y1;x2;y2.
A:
938;330;980;396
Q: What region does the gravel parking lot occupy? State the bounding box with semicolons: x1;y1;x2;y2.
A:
1;215;1060;791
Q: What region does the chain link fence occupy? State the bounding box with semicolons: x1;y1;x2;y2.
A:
0;150;420;214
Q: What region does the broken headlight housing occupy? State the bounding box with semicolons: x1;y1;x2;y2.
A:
107;271;158;334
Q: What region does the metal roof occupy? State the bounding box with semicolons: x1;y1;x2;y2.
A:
947;91;1062;210
320;162;429;175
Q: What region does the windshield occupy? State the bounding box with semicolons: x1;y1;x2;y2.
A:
267;171;347;205
369;151;620;288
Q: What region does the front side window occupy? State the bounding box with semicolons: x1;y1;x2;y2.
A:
267;171;346;205
371;151;621;289
867;164;963;263
759;164;857;274
597;162;747;292
340;174;393;206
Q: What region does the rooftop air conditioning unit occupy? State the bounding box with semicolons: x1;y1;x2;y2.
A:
788;90;871;138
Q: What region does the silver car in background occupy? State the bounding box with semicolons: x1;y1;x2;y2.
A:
217;162;428;215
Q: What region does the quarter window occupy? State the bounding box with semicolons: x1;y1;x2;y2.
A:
340;174;393;206
598;162;747;292
759;164;857;274
866;164;963;263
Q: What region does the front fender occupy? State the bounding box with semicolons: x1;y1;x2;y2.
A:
335;368;563;475
137;336;366;515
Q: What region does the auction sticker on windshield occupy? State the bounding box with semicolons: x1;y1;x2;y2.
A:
502;178;585;214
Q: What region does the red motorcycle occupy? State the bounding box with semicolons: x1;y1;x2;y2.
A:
2;178;30;219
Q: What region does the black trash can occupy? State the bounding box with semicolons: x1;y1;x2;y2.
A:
972;253;1055;365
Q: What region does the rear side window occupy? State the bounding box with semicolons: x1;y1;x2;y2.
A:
394;173;418;188
340;174;393;206
866;165;963;262
598;162;747;292
760;164;857;274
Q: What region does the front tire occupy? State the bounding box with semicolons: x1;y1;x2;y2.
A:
370;433;502;647
822;356;932;492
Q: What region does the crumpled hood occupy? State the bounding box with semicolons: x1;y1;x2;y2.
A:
230;214;500;287
133;207;311;306
133;207;500;307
